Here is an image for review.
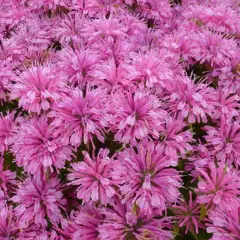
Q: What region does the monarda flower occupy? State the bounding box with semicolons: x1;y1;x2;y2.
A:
204;120;240;167
58;47;99;87
0;206;19;239
10;65;65;114
118;141;181;215
12;175;66;227
13;116;72;174
111;90;167;145
0;111;16;153
98;198;173;240
207;200;240;240
192;30;237;67
168;76;216;123
72;204;103;240
196;163;240;207
160;117;193;160
126;50;180;89
50;88;110;147
172;191;204;234
68;149;123;205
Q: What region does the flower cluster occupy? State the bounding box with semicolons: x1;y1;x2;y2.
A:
0;0;239;239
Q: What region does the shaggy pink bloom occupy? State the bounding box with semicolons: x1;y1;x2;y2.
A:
72;204;103;240
172;191;204;234
196;163;240;207
136;0;172;22
99;198;173;240
0;60;14;102
12;175;66;227
0;112;16;153
213;52;240;93
207;200;240;240
160;117;193;159
68;149;123;204
0;206;19;239
118;141;181;215
111;90;167;145
50;88;110;147
212;89;239;121
10;65;65;114
185;144;213;180
204;120;240;167
0;157;16;195
58;47;99;87
168;76;216;123
192;31;237;67
126;50;180;89
13;116;72;174
83;16;127;44
92;58;130;89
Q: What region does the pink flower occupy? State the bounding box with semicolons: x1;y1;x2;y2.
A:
168;76;216;123
0;206;19;239
0;157;16;195
0;112;16;153
111;89;167;145
136;0;172;22
10;65;65;114
50;88;110;147
212;89;239;121
72;204;103;240
207;200;240;240
13;116;72;174
58;47;99;87
118;141;181;215
98;198;173;240
126;50;180;89
160;117;193;159
12;175;66;227
91;58;130;89
172;191;204;234
196;163;240;207
192;31;237;67
204;120;240;167
68;149;123;204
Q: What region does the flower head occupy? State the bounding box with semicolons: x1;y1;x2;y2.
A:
10;65;65;114
204;120;240;167
50;88;110;147
207;200;240;240
99;198;173;240
196;163;240;207
111;89;167;145
68;149;123;204
12;175;66;227
13;116;72;174
118;141;181;215
172;191;204;234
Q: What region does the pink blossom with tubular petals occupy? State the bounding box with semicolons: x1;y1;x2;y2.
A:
111;89;167;145
68;149;123;204
168;76;216;123
50;88;110;147
98;198;173;240
172;191;205;234
207;200;240;240
12;175;66;227
0;112;16;153
10;65;65;114
196;163;240;207
13;116;72;174
118;141;181;215
204;120;240;167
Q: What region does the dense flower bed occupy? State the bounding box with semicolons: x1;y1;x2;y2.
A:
0;0;239;239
